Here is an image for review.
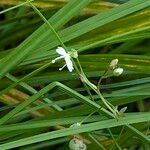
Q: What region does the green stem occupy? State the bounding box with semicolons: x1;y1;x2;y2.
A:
97;90;117;118
0;0;34;15
27;0;67;50
79;110;98;124
73;60;95;101
76;57;117;118
107;128;122;150
76;58;96;99
110;126;125;150
97;67;109;89
83;83;95;101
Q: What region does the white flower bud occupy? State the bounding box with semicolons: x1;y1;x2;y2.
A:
109;59;118;69
69;138;87;150
70;123;81;128
113;67;123;76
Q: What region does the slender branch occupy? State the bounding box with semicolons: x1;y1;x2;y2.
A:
26;0;67;50
97;67;109;89
0;0;34;15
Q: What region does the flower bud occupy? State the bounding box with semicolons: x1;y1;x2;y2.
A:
109;59;118;69
113;67;123;76
69;138;87;150
69;49;78;58
70;123;81;128
120;106;127;114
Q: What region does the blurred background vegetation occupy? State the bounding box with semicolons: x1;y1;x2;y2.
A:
0;0;149;150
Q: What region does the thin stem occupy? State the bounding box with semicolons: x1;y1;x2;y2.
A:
97;67;109;89
110;126;125;150
107;128;122;150
0;0;34;15
27;0;67;50
73;60;94;101
88;133;106;150
76;58;85;74
79;110;97;124
97;90;117;119
76;57;117;118
76;58;95;99
83;82;95;101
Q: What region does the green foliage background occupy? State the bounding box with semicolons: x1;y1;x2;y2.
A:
0;0;149;149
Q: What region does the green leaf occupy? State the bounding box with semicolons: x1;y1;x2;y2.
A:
0;0;92;79
0;112;149;149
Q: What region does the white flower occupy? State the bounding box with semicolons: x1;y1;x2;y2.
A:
52;47;74;72
113;67;123;76
69;138;87;150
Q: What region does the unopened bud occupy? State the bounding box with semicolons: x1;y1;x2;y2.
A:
69;49;78;58
109;59;118;69
70;123;81;128
120;106;127;114
69;138;87;150
113;67;123;76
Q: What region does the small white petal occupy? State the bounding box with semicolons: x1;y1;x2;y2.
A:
65;55;74;72
56;47;67;56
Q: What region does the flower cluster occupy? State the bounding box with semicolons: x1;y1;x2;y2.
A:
109;59;123;76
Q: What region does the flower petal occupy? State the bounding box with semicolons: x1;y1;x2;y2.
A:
65;55;74;72
56;47;67;56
